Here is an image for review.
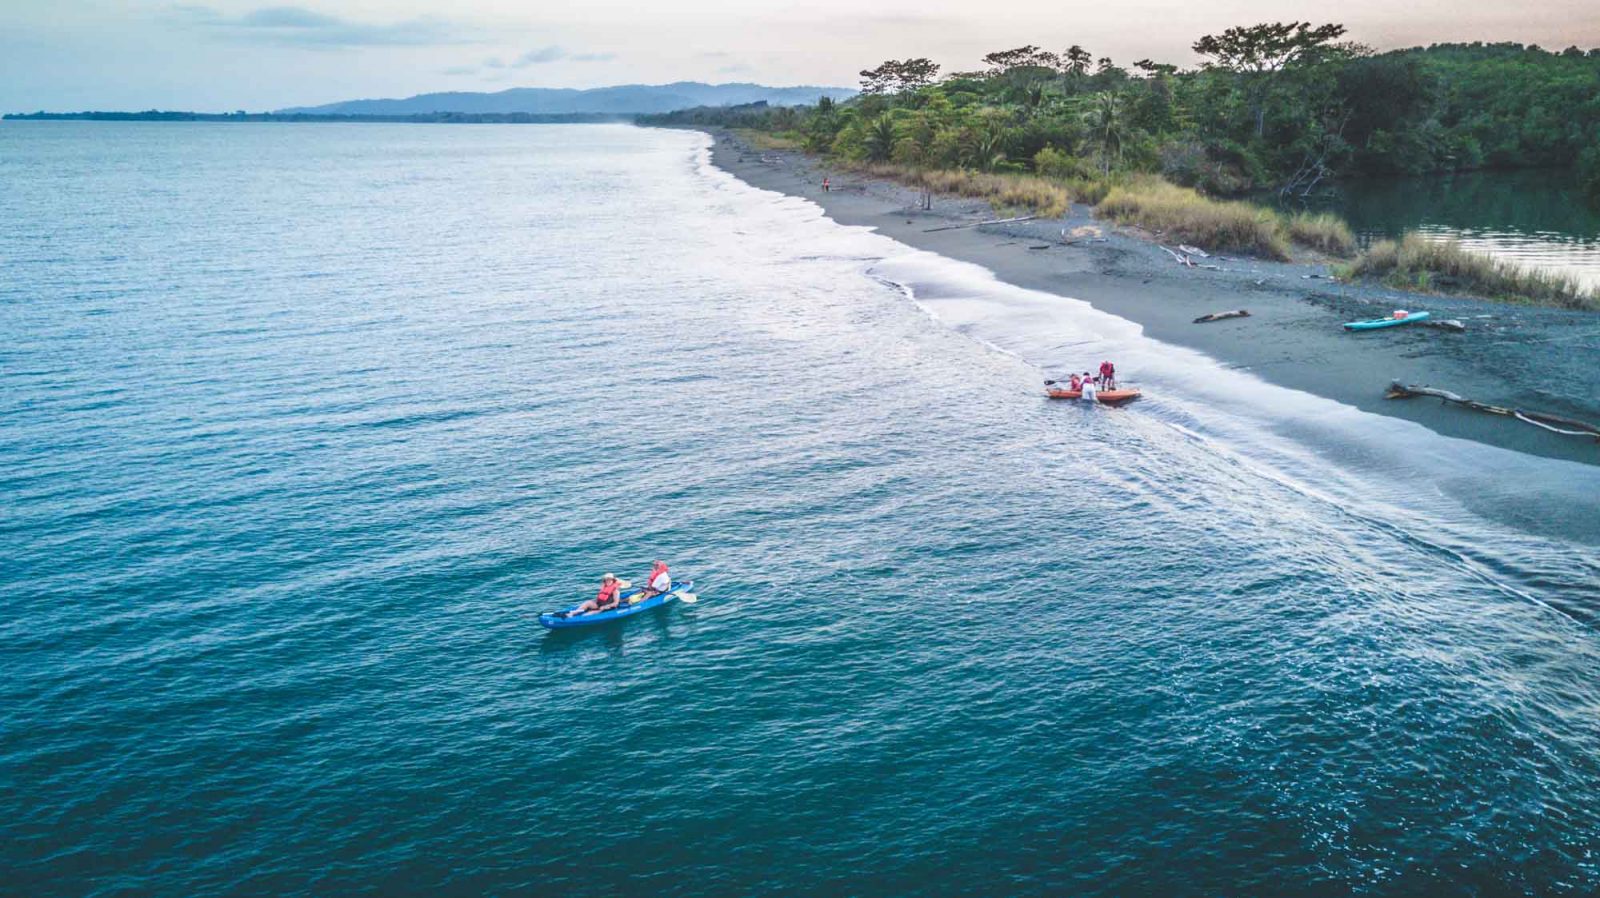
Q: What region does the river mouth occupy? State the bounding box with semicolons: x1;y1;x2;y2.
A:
1311;168;1600;293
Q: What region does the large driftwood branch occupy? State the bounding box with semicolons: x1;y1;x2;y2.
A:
922;215;1037;233
1158;245;1195;267
1385;381;1600;442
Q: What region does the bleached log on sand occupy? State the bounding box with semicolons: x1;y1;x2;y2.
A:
922;215;1037;233
1385;381;1600;442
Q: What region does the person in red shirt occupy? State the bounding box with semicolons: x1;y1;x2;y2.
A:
1098;360;1116;389
572;573;622;616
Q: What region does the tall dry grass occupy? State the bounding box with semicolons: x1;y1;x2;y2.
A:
1286;212;1355;257
733;128;801;151
1097;177;1292;260
852;163;1077;217
837;159;1355;262
1344;235;1597;310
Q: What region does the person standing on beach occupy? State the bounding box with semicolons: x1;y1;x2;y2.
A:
822;176;830;192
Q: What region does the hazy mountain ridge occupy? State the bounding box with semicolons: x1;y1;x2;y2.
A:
278;82;855;115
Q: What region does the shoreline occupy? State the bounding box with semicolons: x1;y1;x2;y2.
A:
702;129;1600;467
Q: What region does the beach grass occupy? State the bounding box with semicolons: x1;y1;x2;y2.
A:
828;156;1358;263
1286;211;1356;257
1097;177;1293;260
851;163;1076;218
734;128;802;151
1342;235;1598;310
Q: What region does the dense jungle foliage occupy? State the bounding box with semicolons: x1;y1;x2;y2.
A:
646;28;1600;203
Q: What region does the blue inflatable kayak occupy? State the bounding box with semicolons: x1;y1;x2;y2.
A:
539;580;694;630
1344;311;1430;331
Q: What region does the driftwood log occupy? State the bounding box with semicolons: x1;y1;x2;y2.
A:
1194;309;1251;324
1158;245;1195;267
1385;381;1600;442
922;215;1037;233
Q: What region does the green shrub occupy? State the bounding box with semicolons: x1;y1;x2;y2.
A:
1033;146;1097;180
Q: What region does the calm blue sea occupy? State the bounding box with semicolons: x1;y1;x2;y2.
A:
3;122;1599;896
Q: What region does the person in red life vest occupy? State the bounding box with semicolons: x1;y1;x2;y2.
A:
1098;360;1116;390
637;560;672;600
1068;373;1083;391
572;573;622;616
822;176;830;192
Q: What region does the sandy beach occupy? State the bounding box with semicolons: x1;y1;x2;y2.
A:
705;130;1600;466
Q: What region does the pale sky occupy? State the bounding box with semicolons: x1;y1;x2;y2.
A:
4;0;1599;111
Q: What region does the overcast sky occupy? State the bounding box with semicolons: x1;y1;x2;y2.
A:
5;0;1599;111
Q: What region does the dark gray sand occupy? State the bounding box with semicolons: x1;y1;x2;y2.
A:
704;130;1600;466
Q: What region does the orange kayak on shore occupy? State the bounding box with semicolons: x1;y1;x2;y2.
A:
1046;387;1143;404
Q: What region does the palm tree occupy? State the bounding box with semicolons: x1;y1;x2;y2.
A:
1084;92;1125;175
863;114;897;163
973;124;1007;172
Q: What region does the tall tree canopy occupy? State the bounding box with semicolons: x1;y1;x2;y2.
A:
859;58;941;94
648;35;1600;204
1192;22;1349;74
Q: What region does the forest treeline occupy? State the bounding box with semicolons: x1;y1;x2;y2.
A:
644;29;1600;203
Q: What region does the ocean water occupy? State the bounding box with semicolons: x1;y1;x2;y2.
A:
3;122;1600;896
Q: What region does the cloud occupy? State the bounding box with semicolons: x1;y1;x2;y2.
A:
717;63;755;75
441;65;477;76
506;46;615;67
512;45;565;66
169;4;484;48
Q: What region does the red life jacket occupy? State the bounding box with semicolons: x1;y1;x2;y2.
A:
648;563;669;588
1100;361;1114;379
596;580;620;605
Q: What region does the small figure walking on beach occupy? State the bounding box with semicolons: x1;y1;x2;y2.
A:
822;176;830;192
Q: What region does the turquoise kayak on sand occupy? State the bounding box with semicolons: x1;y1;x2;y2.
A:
1344;311;1431;331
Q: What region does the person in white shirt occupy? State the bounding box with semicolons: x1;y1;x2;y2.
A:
1079;372;1098;403
638;560;672;600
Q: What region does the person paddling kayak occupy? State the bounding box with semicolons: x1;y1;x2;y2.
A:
570;573;623;617
637;560;672;601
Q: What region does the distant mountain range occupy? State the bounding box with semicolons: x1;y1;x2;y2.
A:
278;82;855;116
